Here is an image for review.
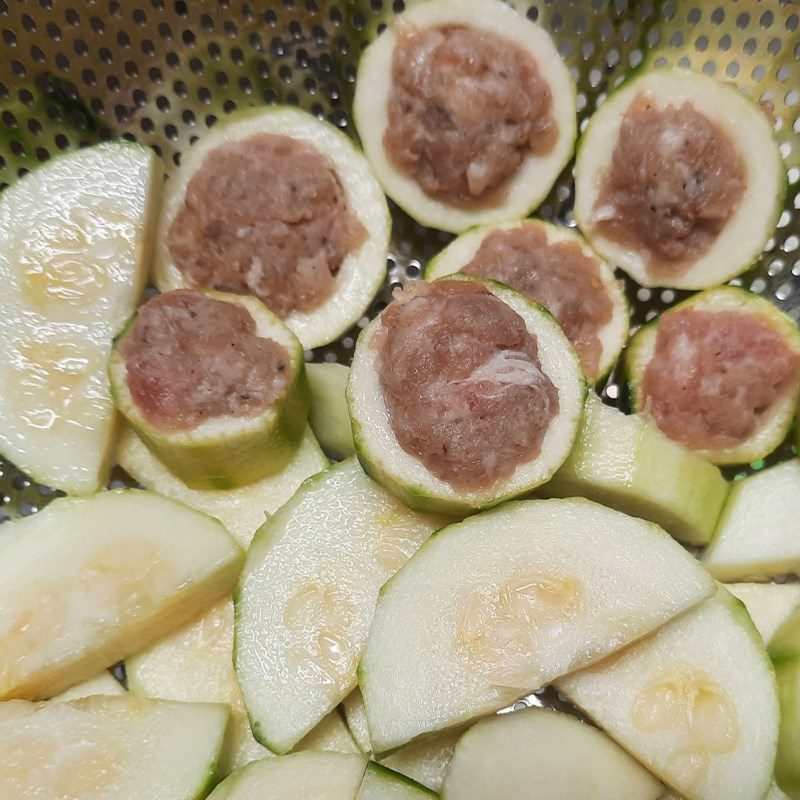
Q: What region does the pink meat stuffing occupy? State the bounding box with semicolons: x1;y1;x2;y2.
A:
376;280;559;490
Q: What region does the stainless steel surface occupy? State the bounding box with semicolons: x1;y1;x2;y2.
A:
0;0;798;519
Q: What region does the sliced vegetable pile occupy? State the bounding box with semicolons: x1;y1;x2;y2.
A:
0;0;798;798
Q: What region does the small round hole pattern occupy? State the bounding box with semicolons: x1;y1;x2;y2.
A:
0;0;798;514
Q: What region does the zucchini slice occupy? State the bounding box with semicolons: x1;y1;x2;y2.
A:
308;362;356;460
539;394;729;546
425;220;629;384
441;707;662;800
127;598;358;775
623;287;800;465
703;461;800;581
353;0;576;233
728;584;800;646
348;275;585;515
0;489;243;700
768;607;800;798
557;588;778;800
152;106;390;349
206;751;369;800
0;141;161;494
52;671;125;702
109;289;309;491
115;423;327;548
360;498;714;752
575;68;785;290
234;458;446;754
358;763;437;800
344;689;373;754
0;695;229;800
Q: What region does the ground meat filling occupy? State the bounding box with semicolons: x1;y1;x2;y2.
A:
593;93;746;276
642;308;800;452
376;280;559;491
384;24;558;207
120;290;291;430
464;226;613;380
167;134;367;319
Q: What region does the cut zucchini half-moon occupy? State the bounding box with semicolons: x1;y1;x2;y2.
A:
152;106;390;349
539;394;729;546
557;587;778;800
623;287;800;465
703;461;800;581
206;751;369;800
425;220;629;384
441;707;662;800
348;274;585;516
52;671;125;702
353;0;576;233
0;695;229;800
359;497;714;752
768;605;800;798
0;489;243;700
234;458;446;754
575;68;785;290
115;424;327;548
0;141;161;494
109;289;309;491
728;583;800;646
308;362;356;460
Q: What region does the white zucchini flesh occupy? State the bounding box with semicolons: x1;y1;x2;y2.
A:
308;362;356;460
115;423;327;548
662;785;790;800
0;142;161;494
574;69;785;290
624;287;800;466
52;671;125;702
344;687;459;792
557;589;778;800
360;497;715;752
234;458;447;753
353;0;576;233
540;395;728;546
441;706;662;800
0;489;243;700
127;599;358;776
152;106;390;349
424;220;629;384
704;462;800;581
727;584;800;645
358;763;437;800
109;290;310;491
0;695;229;800
348;275;586;515
206;751;369;800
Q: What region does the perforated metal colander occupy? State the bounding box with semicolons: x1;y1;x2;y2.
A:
0;0;798;519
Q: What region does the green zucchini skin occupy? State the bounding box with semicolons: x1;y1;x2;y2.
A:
109;290;309;490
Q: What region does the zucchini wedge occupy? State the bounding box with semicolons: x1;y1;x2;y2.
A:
703;461;800;581
441;707;662;800
575;68;785;290
234;458;446;754
540;394;729;546
0;695;229;800
623;287;800;465
358;763;437;800
360;498;714;752
307;362;356;460
0;489;243;700
348;275;585;515
152;106;390;349
0;141;161;493
728;584;800;646
53;671;125;702
115;423;327;548
109;289;309;491
353;0;576;233
558;588;778;800
425;220;629;384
